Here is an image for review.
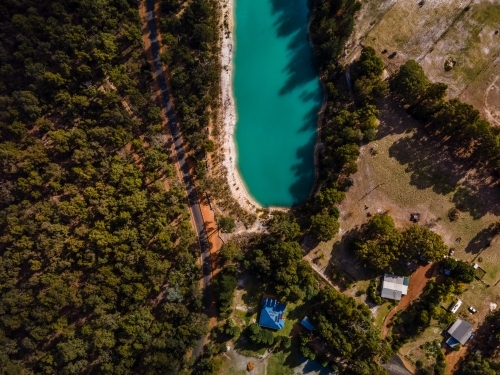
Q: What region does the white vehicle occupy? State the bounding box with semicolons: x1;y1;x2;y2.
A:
450;300;462;313
469;306;477;313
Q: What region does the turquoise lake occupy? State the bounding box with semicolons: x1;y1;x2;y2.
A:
234;0;322;207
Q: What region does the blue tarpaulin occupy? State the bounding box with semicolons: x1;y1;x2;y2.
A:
301;316;314;332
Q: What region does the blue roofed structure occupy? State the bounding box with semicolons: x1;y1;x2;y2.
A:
446;319;473;347
300;316;314;332
259;298;286;330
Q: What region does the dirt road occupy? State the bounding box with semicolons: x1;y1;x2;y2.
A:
139;0;222;356
382;263;435;338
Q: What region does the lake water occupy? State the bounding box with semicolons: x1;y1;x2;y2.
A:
234;0;322;207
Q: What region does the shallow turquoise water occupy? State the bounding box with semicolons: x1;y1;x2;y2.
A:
234;0;322;207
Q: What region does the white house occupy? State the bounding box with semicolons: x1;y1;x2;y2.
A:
381;274;409;301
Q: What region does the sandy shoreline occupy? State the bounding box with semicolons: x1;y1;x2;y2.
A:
219;0;264;214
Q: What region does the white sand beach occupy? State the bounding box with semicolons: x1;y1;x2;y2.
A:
219;0;263;214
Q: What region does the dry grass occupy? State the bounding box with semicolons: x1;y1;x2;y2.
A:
399;324;445;368
311;98;500;347
308;97;500;371
374;302;393;329
365;0;471;62
421;2;500;98
458;279;500;324
343;0;398;62
314;97;500;275
345;0;500;120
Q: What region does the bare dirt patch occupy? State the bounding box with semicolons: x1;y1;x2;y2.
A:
484;75;500;126
382;263;435;338
220;349;266;375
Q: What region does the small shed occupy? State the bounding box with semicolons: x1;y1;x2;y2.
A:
300;316;314;332
446;319;473;347
381;274;409;301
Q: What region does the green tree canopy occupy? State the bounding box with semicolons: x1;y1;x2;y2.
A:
394;60;429;106
353;213;402;273
267;212;301;241
0;0;214;373
457;353;498;375
218;215;236;233
310;211;340;242
401;225;448;262
440;258;475;283
309;288;391;374
219;242;242;264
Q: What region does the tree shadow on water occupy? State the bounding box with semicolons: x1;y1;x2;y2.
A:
299;89;320;103
269;0;320;96
289;134;316;205
296;104;321;133
270;0;308;37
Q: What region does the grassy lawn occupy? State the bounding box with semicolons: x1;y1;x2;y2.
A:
267;350;303;375
279;300;311;337
218;363;247;375
399;324;445;368
375;302;393;329
234;310;257;327
456;279;499;323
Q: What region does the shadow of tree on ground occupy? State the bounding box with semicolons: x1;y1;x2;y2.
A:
465;222;500;255
377;95;500;219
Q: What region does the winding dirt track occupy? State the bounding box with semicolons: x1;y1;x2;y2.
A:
382;263;435;338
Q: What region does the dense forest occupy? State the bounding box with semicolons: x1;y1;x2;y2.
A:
4;0;499;373
244;212;319;302
306;288;392;374
0;0;207;373
159;0;219;159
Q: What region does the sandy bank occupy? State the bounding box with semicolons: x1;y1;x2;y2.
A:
219;0;264;214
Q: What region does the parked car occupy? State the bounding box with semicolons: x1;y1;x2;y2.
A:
469;306;477;313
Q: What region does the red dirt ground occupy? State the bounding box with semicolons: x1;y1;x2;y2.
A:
382;263;436;338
